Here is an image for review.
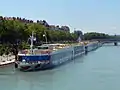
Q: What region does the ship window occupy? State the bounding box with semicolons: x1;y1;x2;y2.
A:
37;46;48;49
18;56;22;61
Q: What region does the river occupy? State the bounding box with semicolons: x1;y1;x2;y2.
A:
0;44;120;90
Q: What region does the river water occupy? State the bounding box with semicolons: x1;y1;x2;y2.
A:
0;44;120;90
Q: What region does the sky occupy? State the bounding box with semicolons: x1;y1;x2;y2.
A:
0;0;120;35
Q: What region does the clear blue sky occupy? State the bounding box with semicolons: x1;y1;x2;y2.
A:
0;0;120;34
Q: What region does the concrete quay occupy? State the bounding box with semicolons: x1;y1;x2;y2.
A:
0;55;15;66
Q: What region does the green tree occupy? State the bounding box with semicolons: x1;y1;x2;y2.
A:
84;32;111;40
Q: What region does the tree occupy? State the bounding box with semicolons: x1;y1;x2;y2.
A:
0;16;85;49
0;47;4;61
83;32;111;40
4;47;10;61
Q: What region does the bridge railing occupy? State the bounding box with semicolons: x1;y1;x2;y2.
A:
91;39;120;42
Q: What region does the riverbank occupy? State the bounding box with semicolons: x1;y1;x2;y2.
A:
0;55;15;66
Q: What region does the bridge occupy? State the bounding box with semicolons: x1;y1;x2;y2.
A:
91;39;120;46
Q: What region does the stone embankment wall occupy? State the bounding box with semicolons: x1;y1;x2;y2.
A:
0;55;15;66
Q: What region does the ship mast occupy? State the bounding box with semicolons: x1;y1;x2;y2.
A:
30;31;34;54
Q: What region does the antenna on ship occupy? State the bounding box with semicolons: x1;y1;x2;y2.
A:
30;31;36;54
30;31;34;54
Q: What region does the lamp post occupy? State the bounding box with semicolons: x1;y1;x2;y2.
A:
43;30;47;44
43;34;47;44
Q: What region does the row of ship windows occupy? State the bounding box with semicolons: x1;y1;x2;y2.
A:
74;50;84;54
52;56;71;65
74;48;84;52
51;51;73;61
74;47;84;51
52;48;85;60
20;61;50;64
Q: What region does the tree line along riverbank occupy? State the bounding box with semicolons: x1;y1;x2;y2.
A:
0;16;119;56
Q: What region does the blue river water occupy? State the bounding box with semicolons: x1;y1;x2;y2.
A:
0;44;120;90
